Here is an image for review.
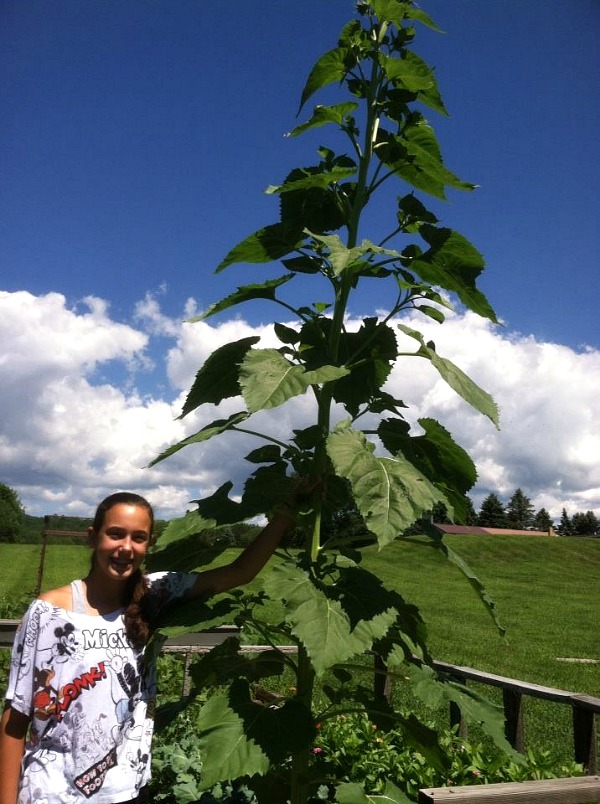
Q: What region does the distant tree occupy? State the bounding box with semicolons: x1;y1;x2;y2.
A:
532;507;553;532
464;496;478;525
478;493;507;527
505;488;534;530
431;501;451;523
557;508;573;536
0;483;25;543
320;501;373;548
571;511;599;537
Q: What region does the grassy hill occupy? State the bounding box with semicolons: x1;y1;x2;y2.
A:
1;533;597;690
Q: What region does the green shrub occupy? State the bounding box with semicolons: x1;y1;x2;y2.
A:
149;674;584;804
311;712;584;800
0;589;34;618
150;697;261;803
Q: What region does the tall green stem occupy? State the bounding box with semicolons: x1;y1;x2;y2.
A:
308;38;383;564
290;645;316;804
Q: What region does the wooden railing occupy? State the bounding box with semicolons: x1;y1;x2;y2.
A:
162;637;600;775
418;775;600;803
431;659;600;774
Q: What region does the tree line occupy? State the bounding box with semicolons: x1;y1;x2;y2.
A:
432;487;599;537
1;481;598;544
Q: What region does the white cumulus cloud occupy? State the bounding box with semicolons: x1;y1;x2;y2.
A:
0;290;598;523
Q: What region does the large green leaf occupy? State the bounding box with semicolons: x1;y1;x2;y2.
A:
375;130;439;201
309;233;402;277
196;278;294;322
382;54;432;92
188;638;288;694
336;780;412;804
334;566;427;656
265;563;363;676
265;561;395;676
149;411;249;467
153;509;215;550
193;481;250;524
408;225;498;321
288;102;359;137
403;5;443;32
330;319;398;417
296;316;399;415
146;531;228;574
217;223;304;272
403;53;447;116
267;164;357;194
397;324;499;427
327;424;447;546
278;163;352;233
240;464;297;514
153;597;240;638
402;120;475;192
194;686;270;788
401;662;515;755
240;348;349;412
179;337;259;417
378;417;476;520
195;678;315;788
371;0;442;33
299;46;352;112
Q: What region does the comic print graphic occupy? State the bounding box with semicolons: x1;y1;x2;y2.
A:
33;662;108;722
51;622;79;662
73;747;118;798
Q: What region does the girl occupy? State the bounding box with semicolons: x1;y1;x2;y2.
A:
0;490;303;803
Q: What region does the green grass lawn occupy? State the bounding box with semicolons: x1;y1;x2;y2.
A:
366;534;600;696
1;535;598;692
1;534;598;764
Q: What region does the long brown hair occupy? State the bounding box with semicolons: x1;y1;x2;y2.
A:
90;492;155;649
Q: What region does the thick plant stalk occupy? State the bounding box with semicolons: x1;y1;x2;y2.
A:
307;46;382;566
290;645;316;804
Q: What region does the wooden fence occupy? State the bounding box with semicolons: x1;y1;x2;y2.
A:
161;638;600;775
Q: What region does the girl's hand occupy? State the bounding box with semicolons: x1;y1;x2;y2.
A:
278;476;321;517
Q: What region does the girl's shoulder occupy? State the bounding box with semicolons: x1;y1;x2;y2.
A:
38;584;72;610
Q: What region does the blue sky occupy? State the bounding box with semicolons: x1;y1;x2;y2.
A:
1;1;599;520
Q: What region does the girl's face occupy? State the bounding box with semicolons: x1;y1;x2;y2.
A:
89;503;152;582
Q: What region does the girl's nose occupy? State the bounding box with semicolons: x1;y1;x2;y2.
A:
119;536;133;554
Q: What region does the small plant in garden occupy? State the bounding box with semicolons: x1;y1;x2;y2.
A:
0;590;35;619
149;671;584;804
310;713;583;801
149;1;509;802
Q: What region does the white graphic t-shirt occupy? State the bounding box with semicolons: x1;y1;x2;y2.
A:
5;571;196;803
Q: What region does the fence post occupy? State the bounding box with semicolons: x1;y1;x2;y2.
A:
182;651;193;697
373;654;393;704
573;705;597;773
503;688;524;752
449;676;468;740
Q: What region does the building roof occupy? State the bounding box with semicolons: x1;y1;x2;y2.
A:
433;524;553;537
